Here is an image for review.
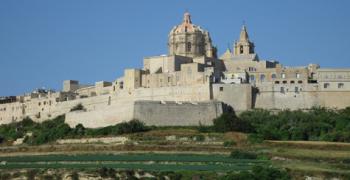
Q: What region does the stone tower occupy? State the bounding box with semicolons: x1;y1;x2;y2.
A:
233;25;255;55
168;12;216;58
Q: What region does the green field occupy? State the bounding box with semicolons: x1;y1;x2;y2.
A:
0;153;267;171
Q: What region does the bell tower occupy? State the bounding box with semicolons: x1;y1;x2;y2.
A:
234;25;255;55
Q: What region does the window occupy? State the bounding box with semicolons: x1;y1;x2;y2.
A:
186;42;191;52
324;83;330;88
295;87;299;93
282;81;287;84
290;80;295;84
280;87;285;93
240;45;244;54
185;27;188;32
38;102;41;106
219;87;223;91
260;74;266;82
248;67;256;72
168;77;171;83
296;73;300;79
298;81;303;84
275;81;280;84
250;75;255;82
338;83;344;89
271;74;277;79
281;73;286;79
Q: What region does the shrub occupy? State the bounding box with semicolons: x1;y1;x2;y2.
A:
223;140;236;147
86;119;149;136
213;112;254;133
74;124;86;136
197;122;213;133
70;104;85;112
237;107;350;143
213;113;236;132
230;150;257;159
222;165;290;180
193;134;205;142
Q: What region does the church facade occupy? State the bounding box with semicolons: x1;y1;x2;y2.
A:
1;12;350;127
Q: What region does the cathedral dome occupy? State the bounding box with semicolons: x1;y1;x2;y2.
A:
168;12;216;58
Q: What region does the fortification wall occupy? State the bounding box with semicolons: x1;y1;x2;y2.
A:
212;84;252;112
317;91;350;109
133;100;223;126
0;84;211;126
58;82;215;128
255;84;320;110
65;100;134;128
254;83;350;110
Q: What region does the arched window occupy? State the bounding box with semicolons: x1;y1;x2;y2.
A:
186;42;191;52
260;74;266;82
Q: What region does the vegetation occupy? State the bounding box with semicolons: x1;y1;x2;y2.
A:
230;150;257;159
0;115;149;145
70;103;85;112
222;165;290;180
240;107;350;142
210;107;350;143
223;140;236;147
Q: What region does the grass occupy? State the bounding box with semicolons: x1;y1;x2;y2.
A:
0;153;268;171
270;147;350;162
0;153;267;163
0;162;257;171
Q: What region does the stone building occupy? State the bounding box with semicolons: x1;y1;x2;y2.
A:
1;12;350;128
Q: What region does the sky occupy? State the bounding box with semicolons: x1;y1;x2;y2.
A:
0;0;349;96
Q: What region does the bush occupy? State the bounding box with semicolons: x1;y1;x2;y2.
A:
237;107;350;143
223;140;236;147
197;122;213;133
86;119;149;137
74;124;86;136
222;165;290;180
213;113;236;132
193;134;205;142
70;104;85;112
230;150;257;159
213;112;254;133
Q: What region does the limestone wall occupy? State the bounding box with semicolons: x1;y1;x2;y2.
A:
254;83;350;110
133;100;223;126
212;84;253;112
65;101;134;128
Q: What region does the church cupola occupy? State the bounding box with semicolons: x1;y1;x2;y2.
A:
234;25;255;55
168;12;216;58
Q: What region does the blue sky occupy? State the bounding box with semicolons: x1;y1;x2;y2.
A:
0;0;349;96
